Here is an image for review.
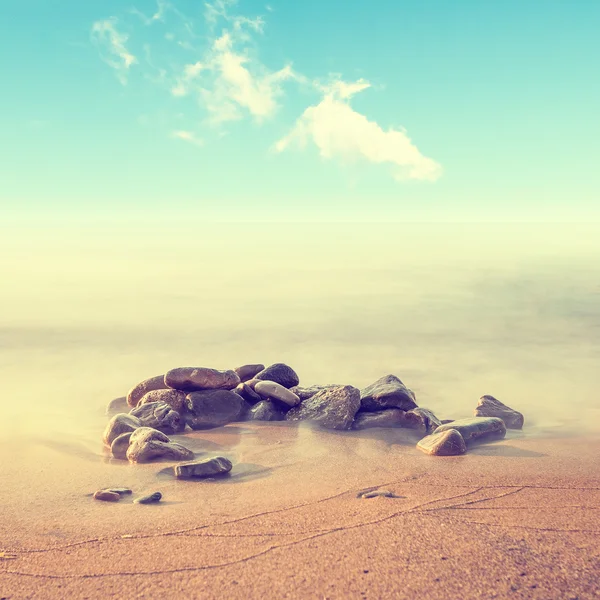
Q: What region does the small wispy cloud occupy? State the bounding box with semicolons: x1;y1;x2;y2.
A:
276;79;442;182
171;130;203;146
91;0;442;183
91;18;137;85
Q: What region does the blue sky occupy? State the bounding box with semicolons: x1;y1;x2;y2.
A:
1;0;599;221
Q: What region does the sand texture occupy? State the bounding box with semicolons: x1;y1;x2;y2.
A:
1;425;599;600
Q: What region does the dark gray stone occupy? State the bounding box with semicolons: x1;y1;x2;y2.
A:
185;389;246;430
234;382;262;404
475;395;524;429
417;429;467;456
165;367;240;392
106;396;128;416
249;400;286;421
127;374;168;408
111;432;133;460
352;409;407;430
130;401;183;434
134;492;162;504
434;417;507;443
290;385;336;401
107;488;132;496
173;457;233;479
234;364;265;382
126;427;195;463
103;413;141;446
286;385;361;430
254;363;299;389
402;407;442;435
360;375;417;411
139;389;187;414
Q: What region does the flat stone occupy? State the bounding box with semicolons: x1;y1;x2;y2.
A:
402;407;442;435
353;409;408;430
475;395;524;429
107;488;132;496
358;490;399;499
360;375;418;411
111;432;133;460
286;385;361;430
165;367;240;392
234;364;265;382
417;429;467;456
185;389;247;430
139;389;187;414
173;457;233;479
126;427;195;463
248;400;286;421
254;381;300;407
106;396;128;416
434;417;507;443
254;363;299;389
94;490;121;502
134;492;162;504
127;374;168;408
130;401;183;434
441;419;455;425
234;382;262;404
103;413;141;446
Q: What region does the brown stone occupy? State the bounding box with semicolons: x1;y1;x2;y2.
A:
234;364;265;382
165;367;240;392
434;417;507;443
139;389;187;413
127;374;168;408
475;395;524;429
103;413;141;446
94;490;121;502
126;427;195;463
360;375;417;411
417;429;467;456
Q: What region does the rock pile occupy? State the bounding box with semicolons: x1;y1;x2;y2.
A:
104;364;525;472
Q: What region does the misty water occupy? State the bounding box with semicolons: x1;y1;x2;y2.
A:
2;220;600;451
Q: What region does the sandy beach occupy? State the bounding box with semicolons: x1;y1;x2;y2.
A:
1;424;599;599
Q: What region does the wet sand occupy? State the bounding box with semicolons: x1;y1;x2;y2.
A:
2;425;599;599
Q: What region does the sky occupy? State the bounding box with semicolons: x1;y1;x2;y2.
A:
1;0;599;221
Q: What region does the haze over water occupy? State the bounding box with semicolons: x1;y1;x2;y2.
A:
2;219;600;445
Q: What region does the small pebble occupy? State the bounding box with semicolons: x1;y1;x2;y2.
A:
94;490;121;502
134;492;162;504
358;489;399;499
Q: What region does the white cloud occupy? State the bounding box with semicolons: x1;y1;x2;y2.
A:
199;32;295;123
131;0;169;25
276;79;442;182
171;130;203;146
91;18;137;85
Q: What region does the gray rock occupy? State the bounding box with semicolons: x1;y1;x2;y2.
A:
475;395;524;429
94;490;121;502
139;389;187;414
417;429;467;456
165;367;240;392
434;417;507;443
126;427;195;463
173;457;233;479
234;382;262;404
441;419;455;425
103;413;142;446
254;381;300;407
248;400;286;421
286;385;361;430
234;364;265;382
111;432;133;460
134;492;162;504
254;363;299;389
290;385;337;401
106;396;128;416
130;401;183;434
352;409;408;430
185;389;247;430
360;375;417;411
127;374;168;408
402;407;442;435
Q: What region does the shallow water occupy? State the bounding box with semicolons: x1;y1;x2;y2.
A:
2;220;600;449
